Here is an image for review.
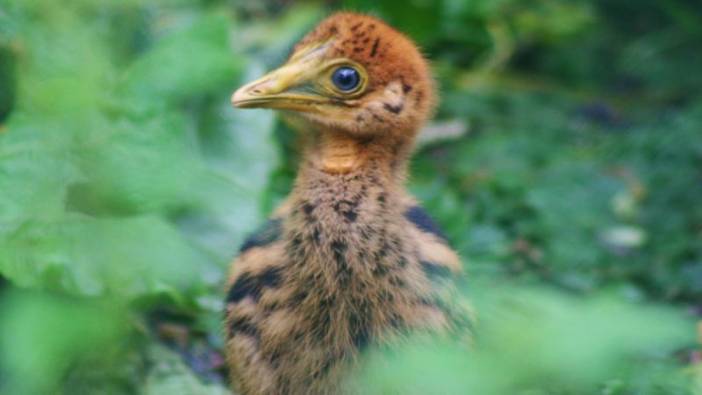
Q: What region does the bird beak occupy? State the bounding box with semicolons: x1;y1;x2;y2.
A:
231;43;332;112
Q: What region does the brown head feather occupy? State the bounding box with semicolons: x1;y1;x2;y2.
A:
292;12;436;137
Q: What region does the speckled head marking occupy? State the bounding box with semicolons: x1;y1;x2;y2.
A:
232;12;436;138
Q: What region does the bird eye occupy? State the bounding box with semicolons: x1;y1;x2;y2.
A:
331;66;361;92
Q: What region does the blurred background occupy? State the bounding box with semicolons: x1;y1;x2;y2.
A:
0;0;701;394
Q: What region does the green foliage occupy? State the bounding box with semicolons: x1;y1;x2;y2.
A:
0;0;700;393
414;93;702;300
142;345;230;395
350;288;694;394
0;290;128;394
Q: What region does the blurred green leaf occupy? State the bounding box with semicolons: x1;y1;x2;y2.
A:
0;291;128;394
349;288;695;395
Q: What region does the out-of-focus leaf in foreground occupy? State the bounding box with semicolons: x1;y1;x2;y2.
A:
0;290;128;394
349;288;695;394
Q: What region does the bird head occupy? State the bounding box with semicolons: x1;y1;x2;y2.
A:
232;13;436;139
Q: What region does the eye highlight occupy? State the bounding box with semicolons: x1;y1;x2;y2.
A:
331;66;361;92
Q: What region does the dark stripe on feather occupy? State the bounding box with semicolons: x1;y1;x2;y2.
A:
405;206;448;241
240;218;282;252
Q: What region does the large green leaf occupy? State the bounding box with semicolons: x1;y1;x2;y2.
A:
0;214;207;297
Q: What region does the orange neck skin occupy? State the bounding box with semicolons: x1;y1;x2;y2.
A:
300;128;416;181
314;131;369;174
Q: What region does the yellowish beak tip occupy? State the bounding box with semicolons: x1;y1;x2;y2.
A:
231;82;270;109
230;86;249;108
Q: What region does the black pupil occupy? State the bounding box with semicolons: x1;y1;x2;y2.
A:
332;67;360;91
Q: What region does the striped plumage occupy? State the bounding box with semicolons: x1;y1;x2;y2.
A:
225;12;471;395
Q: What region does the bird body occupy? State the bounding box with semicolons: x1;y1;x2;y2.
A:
225;13;470;395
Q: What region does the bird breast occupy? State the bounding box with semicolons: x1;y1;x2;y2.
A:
225;163;462;394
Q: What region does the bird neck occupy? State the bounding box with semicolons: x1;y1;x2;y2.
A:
301;129;414;180
286;131;416;292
